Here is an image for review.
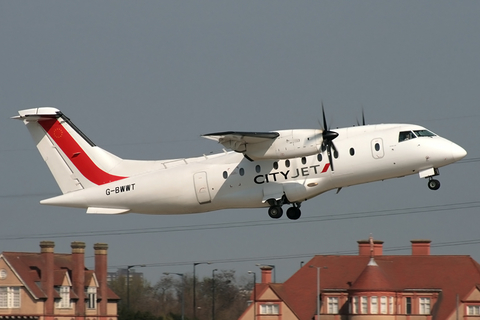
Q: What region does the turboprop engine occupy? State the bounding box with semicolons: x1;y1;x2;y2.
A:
244;129;323;160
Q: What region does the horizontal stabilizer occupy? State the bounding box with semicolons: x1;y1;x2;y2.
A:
86;207;130;214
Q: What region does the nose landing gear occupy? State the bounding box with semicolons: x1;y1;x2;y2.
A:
427;178;441;190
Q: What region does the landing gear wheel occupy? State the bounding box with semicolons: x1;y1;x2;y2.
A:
286;207;301;220
428;179;440;190
268;206;283;219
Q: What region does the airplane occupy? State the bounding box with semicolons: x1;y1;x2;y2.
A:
13;107;467;220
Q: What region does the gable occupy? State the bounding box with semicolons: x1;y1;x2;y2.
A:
85;272;98;287
55;270;72;287
258;286;281;301
0;255;24;286
464;285;480;301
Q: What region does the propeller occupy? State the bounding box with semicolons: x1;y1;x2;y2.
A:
320;103;339;171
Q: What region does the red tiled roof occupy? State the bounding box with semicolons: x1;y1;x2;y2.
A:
2;251;119;301
268;254;480;320
349;258;393;291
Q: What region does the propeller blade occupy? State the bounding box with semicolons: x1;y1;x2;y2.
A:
331;141;338;154
319;103;339;172
327;145;334;171
322;102;328;131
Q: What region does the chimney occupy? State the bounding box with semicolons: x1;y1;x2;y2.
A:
40;241;55;316
260;266;273;284
357;239;384;256
71;241;86;316
411;240;431;255
94;243;108;315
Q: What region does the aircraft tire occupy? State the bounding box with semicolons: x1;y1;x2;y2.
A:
268;206;283;219
287;207;301;220
428;179;440;190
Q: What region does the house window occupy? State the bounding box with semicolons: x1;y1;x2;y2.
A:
389;296;394;314
56;286;71;308
419;297;431;315
468;305;480;315
380;296;387;314
352;297;359;314
86;287;97;309
361;296;368;314
0;287;20;308
327;297;339;314
371;296;378;314
260;304;279;314
406;297;412;315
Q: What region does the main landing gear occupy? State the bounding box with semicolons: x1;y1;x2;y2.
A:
267;197;302;220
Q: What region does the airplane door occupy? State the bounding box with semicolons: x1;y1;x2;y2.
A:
193;172;211;204
371;138;384;159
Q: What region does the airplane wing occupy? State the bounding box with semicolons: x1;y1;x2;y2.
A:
202;131;279;153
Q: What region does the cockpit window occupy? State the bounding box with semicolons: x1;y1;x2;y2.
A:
399;131;416;142
413;129;436;137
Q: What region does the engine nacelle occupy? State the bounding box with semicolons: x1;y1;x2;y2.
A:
245;129;322;160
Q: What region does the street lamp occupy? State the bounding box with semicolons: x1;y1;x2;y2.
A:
164;272;185;320
248;271;256;320
256;264;276;283
212;269;217;320
126;264;146;310
193;262;211;320
309;265;327;320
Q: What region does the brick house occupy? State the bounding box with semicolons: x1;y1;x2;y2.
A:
239;239;480;320
0;241;119;320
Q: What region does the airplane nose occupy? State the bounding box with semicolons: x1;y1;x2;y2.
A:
451;142;467;161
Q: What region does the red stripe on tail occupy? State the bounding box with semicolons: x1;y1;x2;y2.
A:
39;119;127;185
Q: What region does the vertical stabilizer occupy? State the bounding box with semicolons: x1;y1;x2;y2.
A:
13;108;127;194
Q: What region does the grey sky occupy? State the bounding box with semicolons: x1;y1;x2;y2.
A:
1;1;479;283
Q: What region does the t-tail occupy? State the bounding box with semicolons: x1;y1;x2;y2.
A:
13;107;128;194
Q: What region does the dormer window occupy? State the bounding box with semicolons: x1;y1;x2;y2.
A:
259;303;279;315
56;286;71;308
86;286;97;309
327;297;339;313
419;297;431;314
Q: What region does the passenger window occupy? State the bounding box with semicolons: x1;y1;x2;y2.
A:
301;157;307;164
375;143;380;151
399;131;416;142
255;165;261;173
222;171;228;179
334;150;339;159
350;148;355;156
273;162;278;170
317;154;323;162
239;168;245;176
285;160;290;168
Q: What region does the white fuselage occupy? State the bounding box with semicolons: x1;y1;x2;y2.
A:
41;123;466;215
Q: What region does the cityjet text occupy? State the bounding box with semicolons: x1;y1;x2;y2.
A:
254;164;329;184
